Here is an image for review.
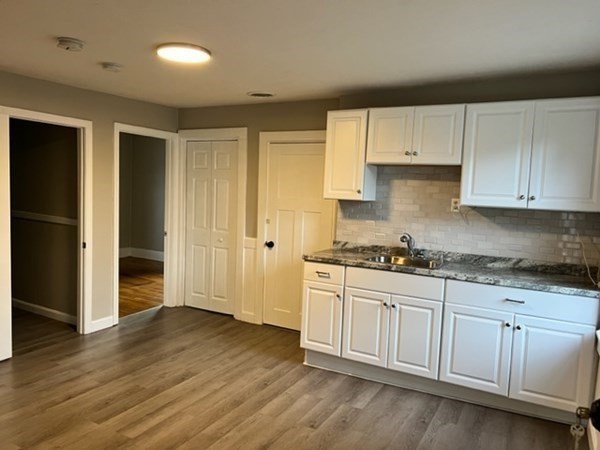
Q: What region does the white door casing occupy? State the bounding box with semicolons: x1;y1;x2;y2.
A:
258;131;336;330
185;140;238;314
0;106;93;361
112;123;180;325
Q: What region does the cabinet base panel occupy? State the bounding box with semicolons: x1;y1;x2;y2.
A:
304;350;575;424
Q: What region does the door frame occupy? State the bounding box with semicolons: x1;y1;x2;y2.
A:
255;130;331;325
178;128;247;314
0;106;93;361
113;123;181;325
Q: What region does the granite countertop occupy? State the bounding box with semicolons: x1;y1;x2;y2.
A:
303;242;600;299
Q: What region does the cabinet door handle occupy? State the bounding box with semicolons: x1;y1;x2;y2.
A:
529;195;536;201
515;325;522;331
382;302;389;308
505;298;525;304
505;322;511;328
412;151;418;156
518;194;525;200
315;271;331;279
391;303;397;309
336;294;341;301
356;189;362;194
404;151;411;156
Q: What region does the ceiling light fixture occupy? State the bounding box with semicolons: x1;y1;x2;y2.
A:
156;43;211;63
56;36;84;52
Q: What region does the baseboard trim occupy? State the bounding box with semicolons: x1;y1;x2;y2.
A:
304;350;574;424
12;298;76;325
119;247;164;262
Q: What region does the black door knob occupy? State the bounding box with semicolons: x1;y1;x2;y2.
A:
265;241;275;249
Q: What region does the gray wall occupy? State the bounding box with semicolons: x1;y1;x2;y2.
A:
119;133;165;253
10;119;78;316
179;99;339;237
0;70;178;321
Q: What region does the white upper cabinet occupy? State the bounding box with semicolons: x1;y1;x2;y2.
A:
529;98;600;212
461;97;600;212
367;104;465;165
323;109;377;200
460;101;535;209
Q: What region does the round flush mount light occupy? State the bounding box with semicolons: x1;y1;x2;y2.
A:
56;36;84;52
247;91;275;98
156;43;211;63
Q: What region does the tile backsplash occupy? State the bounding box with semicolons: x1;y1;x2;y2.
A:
335;166;600;267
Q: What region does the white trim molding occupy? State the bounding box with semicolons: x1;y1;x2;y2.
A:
119;247;164;262
179;127;248;317
12;298;77;325
113;123;180;325
235;237;259;324
0;106;93;349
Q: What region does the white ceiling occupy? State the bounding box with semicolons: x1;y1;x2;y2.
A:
0;0;599;108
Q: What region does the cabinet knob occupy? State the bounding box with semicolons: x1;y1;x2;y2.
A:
412;151;418;156
505;322;511;328
382;302;389;308
404;151;411;156
356;189;362;194
336;294;341;301
529;195;536;201
515;325;522;331
518;194;525;200
391;303;397;309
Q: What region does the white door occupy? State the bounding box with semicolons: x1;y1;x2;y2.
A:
366;107;414;164
300;280;343;356
185;140;238;314
413;104;465;165
529;97;600;212
460;101;535;208
440;303;513;396
387;295;442;379
262;134;335;330
509;315;596;411
323;110;375;200
342;287;390;368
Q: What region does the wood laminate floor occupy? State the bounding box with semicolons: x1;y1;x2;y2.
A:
119;257;163;318
2;307;585;450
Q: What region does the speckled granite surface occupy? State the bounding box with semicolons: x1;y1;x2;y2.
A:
303;242;600;299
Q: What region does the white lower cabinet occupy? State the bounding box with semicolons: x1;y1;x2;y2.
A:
442;280;598;412
341;268;444;379
300;263;344;356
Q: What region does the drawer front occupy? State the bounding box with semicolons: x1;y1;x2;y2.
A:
303;262;344;285
446;280;599;325
346;267;444;301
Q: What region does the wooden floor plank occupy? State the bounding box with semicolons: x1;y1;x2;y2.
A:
1;307;585;450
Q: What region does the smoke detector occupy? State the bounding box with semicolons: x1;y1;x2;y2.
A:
56;37;84;52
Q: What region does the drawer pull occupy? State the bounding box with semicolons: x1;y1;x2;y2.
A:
505;298;525;304
315;271;331;279
336;294;341;301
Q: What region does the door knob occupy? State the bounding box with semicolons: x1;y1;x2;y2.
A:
265;240;275;249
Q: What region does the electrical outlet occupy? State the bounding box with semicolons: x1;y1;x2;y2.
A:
451;198;460;213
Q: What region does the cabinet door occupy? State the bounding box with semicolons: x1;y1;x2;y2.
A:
440;303;513;395
300;280;343;356
460;101;535;208
366;107;414;164
323;109;376;200
413;104;465;165
529;97;600;212
509;315;596;411
342;288;390;367
388;295;442;379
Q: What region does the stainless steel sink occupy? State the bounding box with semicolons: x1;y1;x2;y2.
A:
365;254;440;269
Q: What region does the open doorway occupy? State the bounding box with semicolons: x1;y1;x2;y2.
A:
118;132;166;318
9;118;79;340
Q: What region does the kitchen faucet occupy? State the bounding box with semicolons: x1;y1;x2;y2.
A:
400;232;416;258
